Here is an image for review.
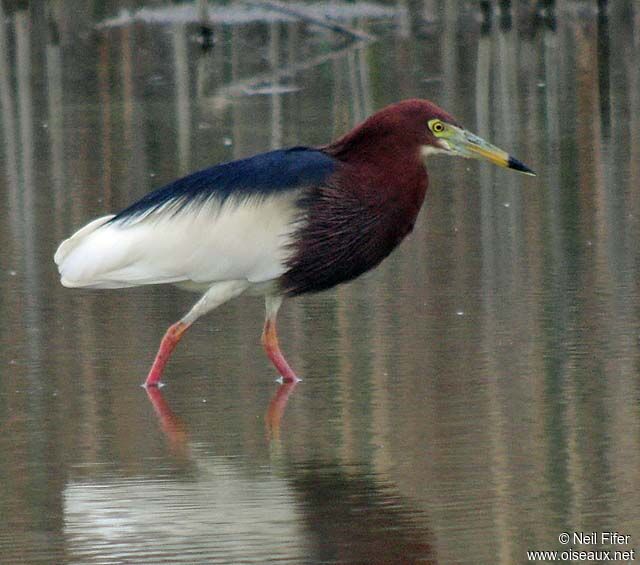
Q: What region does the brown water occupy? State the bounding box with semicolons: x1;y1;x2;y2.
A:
1;2;640;564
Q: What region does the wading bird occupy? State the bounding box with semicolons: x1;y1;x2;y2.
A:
55;99;534;387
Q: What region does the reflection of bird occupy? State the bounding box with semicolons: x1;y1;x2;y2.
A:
290;465;434;564
55;99;534;387
265;381;299;440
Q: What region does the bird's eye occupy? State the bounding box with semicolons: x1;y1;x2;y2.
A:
430;120;445;134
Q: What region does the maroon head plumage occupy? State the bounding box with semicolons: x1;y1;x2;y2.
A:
326;99;460;166
281;99;533;296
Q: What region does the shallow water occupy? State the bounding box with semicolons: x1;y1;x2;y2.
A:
1;2;640;564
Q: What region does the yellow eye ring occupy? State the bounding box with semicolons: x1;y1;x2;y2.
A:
431;120;445;134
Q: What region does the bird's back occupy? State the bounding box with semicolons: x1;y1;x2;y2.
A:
110;147;336;224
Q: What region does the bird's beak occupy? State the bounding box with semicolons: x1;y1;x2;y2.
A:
441;125;536;176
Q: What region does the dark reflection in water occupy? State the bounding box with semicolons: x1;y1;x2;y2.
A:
290;463;433;564
1;1;640;564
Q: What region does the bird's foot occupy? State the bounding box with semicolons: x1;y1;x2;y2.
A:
276;375;302;385
141;381;166;389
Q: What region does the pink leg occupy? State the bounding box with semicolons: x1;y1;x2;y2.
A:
144;321;190;387
142;281;249;387
261;296;299;383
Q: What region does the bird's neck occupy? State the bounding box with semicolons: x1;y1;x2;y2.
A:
324;130;429;211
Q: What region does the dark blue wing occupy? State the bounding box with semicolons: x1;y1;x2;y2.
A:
112;147;337;223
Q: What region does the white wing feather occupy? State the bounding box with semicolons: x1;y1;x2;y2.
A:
55;194;302;289
54;215;115;267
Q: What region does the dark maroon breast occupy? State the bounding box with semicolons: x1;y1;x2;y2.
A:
280;163;427;296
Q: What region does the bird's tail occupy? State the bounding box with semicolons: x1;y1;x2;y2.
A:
54;215;120;288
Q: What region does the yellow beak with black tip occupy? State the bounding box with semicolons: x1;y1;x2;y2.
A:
428;119;536;176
